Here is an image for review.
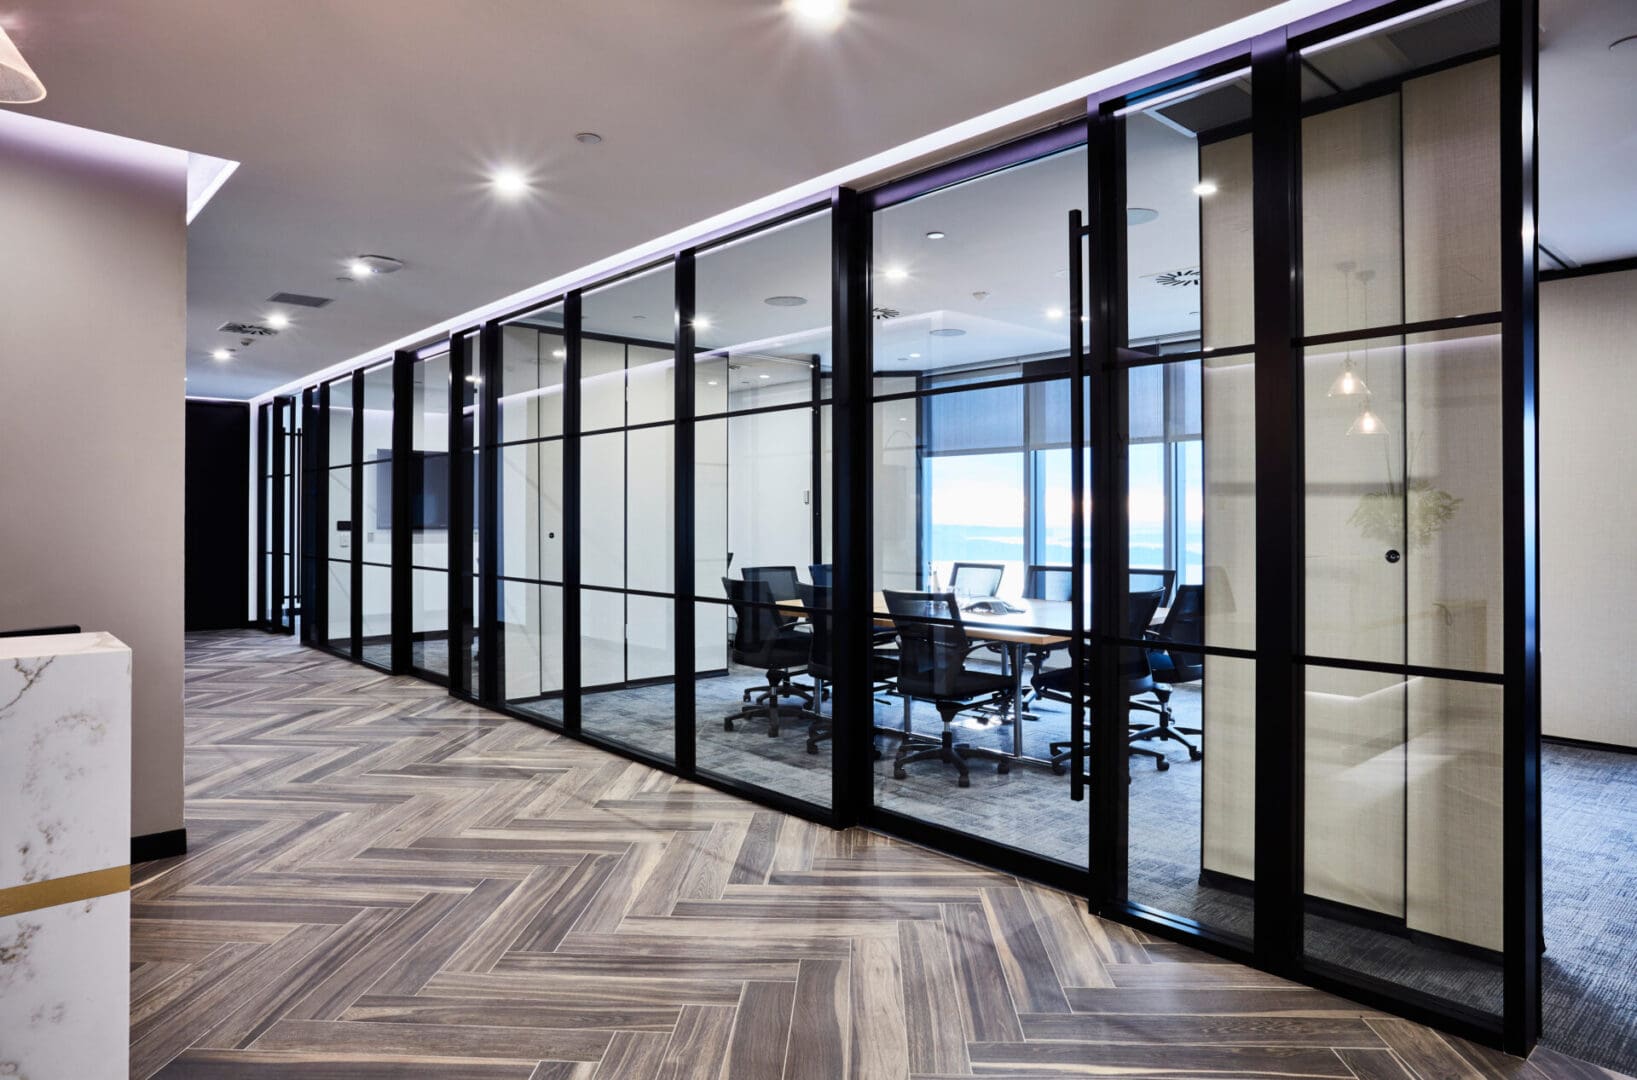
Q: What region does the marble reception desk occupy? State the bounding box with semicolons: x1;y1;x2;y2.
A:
0;632;131;1079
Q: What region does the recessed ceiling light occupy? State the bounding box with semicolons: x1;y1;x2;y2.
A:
883;266;908;282
348;259;375;279
764;295;807;307
929;328;965;337
575;132;603;145
694;316;712;330
707;379;720;386
552;348;567;359
898;416;909;422
1127;207;1159;225
265;312;290;330
466;374;482;383
211;348;233;361
909;352;921;359
491;166;529;198
924;230;946;240
1045;307;1065;320
758;373;772;380
786;0;847;31
1193;180;1218;197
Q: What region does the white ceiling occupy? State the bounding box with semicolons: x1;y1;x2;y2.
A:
0;0;1290;400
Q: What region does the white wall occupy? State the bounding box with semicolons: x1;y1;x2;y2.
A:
0;112;188;842
1541;269;1637;749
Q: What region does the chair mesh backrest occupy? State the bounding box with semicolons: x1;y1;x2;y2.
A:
799;582;832;674
809;563;832;587
950;562;1004;597
1129;567;1175;604
1155;583;1205;678
884;590;969;699
1118;589;1165;683
723;577;785;661
1026;565;1073;602
743;565;801;601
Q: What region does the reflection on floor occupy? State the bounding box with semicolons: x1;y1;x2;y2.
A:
140;629;1612;1079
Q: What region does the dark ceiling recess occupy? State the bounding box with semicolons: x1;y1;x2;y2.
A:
268;291;332;308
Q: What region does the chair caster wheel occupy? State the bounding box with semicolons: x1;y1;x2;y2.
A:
996;761;1010;775
1156;758;1169;771
1051;762;1065;776
872;747;884;761
724;719;735;731
768;726;779;737
893;768;908;780
1188;748;1202;761
957;774;970;788
806;741;819;755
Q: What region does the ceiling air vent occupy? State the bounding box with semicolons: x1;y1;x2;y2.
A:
872;306;901;321
1150;267;1201;288
267;291;332;308
218;321;278;336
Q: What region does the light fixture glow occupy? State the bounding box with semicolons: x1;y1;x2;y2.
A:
266;312;291;330
786;0;848;31
908;352;921;359
694;316;712;330
1348;399;1387;437
0;24;47;103
491;166;529;198
1045;307;1065;320
883;266;908;282
1193;180;1218;197
348;259;375;279
552;348;567;359
1327;358;1369;398
925;230;946;240
707;379;720;386
211;348;232;361
758;373;772;380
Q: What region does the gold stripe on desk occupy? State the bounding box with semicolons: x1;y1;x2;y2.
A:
0;865;130;918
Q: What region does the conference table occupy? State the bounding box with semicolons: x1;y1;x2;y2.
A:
783;593;1080;768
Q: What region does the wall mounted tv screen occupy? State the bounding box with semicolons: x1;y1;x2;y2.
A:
375;450;449;530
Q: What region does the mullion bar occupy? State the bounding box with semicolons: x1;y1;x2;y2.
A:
257;402;270;629
478;321;502;705
1300;311;1502;348
674;251;697;775
1067;204;1088;806
349;369;365;661
315;382;331;645
1499;0;1541;1054
1249;25;1303;976
562;292;583;733
390;350;414;674
830;187;870;826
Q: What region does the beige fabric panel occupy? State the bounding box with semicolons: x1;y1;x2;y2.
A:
1402;57;1501;323
1304;667;1406;917
1405;676;1503;949
1540;271;1637;748
1200;135;1254;350
1302;94;1403;336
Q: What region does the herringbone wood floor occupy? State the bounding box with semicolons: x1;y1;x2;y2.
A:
130;630;1619;1079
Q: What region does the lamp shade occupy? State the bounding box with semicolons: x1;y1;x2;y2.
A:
0;25;46;104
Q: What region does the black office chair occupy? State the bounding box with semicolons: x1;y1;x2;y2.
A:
809;563;832;587
1129;567;1176;607
1135;582;1204;760
721;577;816;736
1018;565;1073;700
742;565;802;601
883;590;1014;787
949;562;1004;598
1035;589;1170;772
800;583;895;756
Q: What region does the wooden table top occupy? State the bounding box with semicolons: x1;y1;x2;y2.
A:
780;593;1075;647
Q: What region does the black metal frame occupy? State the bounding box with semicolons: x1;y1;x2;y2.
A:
261;0;1539;1051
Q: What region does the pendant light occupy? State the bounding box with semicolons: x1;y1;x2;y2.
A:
1347;396;1388;436
0;25;46;103
1328;358;1369;397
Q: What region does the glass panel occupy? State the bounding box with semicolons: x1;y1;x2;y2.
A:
626;425;674;594
500;307;566;442
581;592;676;764
361;563;391;668
361;362;393;462
413;352;449;452
358;461;392;567
1123;71;1254;354
872;144;1085;384
328;379;353;466
326;559;350;649
694;211;832;414
583;262;676;427
327;469;351;559
1300;0;1501;329
500;441;564;583
411;568;449;676
1302;667;1503;1014
580;432;625;590
1127;652;1255;944
502;581;564;724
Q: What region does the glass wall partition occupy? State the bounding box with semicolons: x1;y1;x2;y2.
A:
300;386;321;646
408;348;452;679
578;263;678;761
257;400;273;629
692;209;834;809
1110;69;1258;944
324;374;355;655
1296;0;1506;1022
869;140;1090;874
359;361;395;670
496;303;568;723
